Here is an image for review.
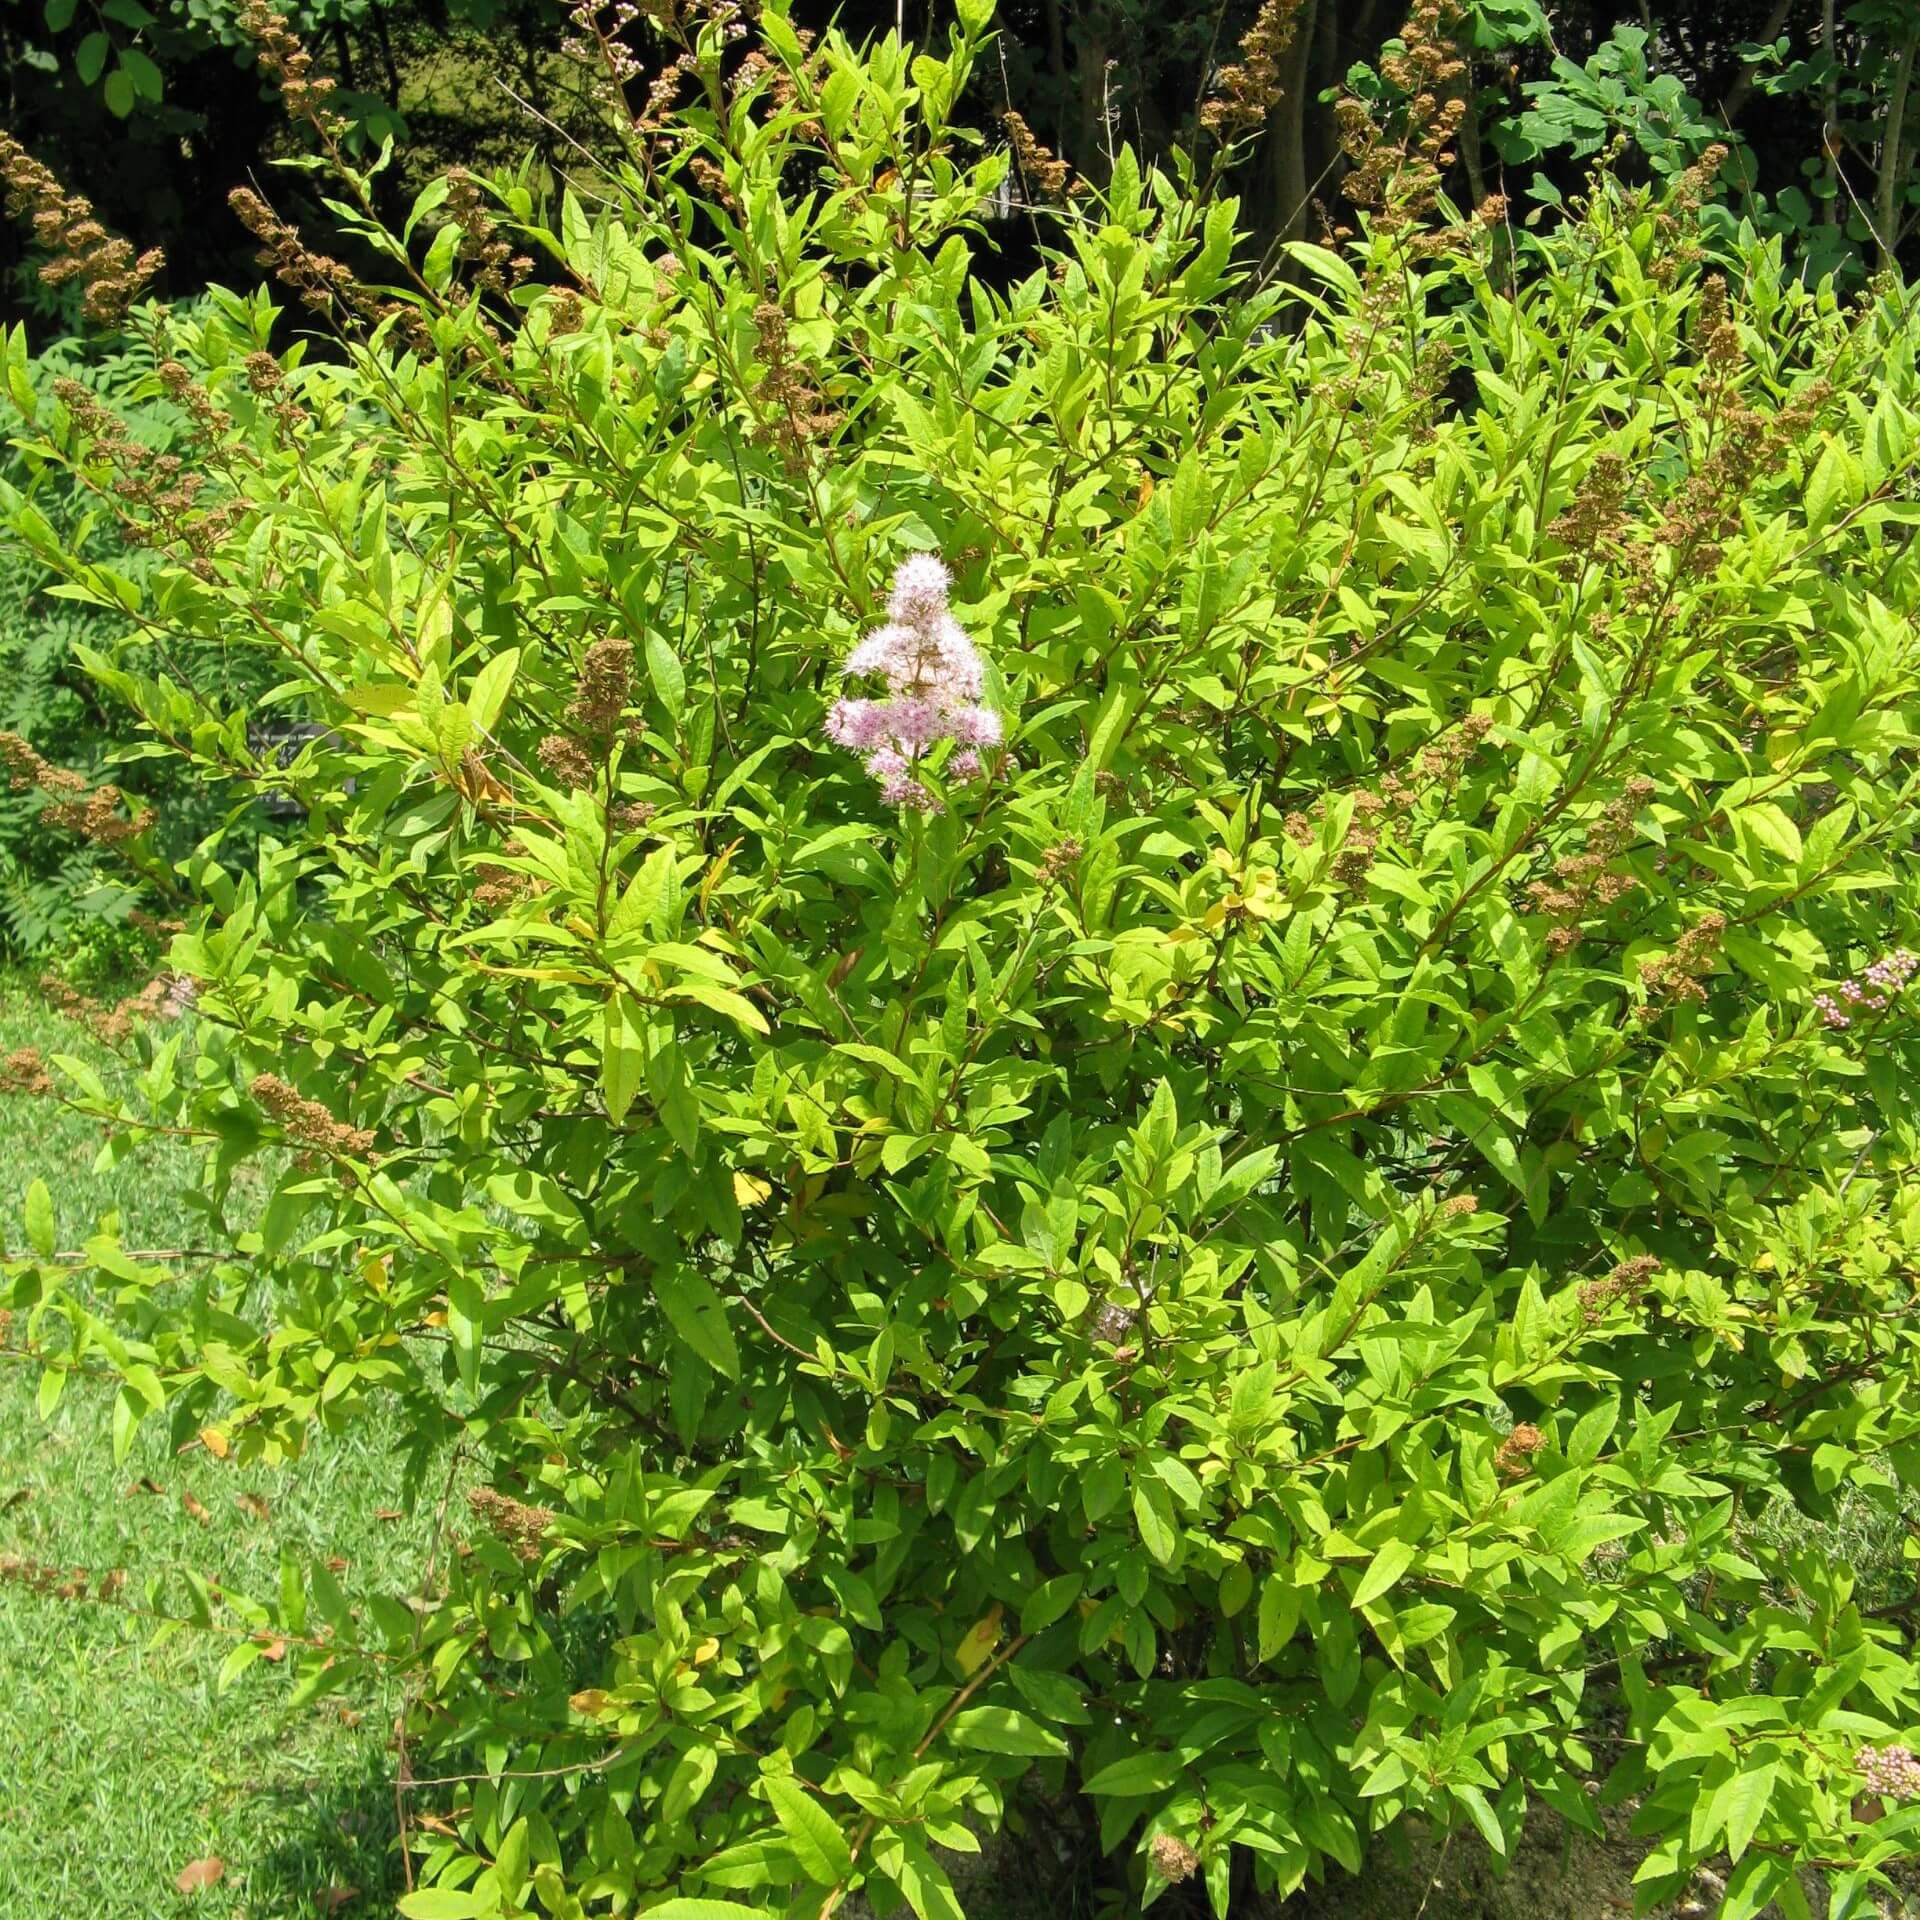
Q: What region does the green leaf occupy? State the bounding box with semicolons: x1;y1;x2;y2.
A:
74;29;109;83
601;994;645;1124
24;1177;54;1256
1351;1538;1416;1610
645;1904;787;1920
119;44;162;101
610;842;677;939
653;1266;740;1379
645;631;686;723
893;1837;965;1920
1217;1560;1252;1618
1132;1475;1177;1564
661;1742;718;1822
1081;1751;1182;1797
1719;1762;1777;1864
762;1773;852;1885
1206;1144;1279;1214
1018;1573;1082;1634
395;1892;486;1919
945;1705;1070;1758
1257;1577;1300;1662
1805;435;1850;531
103;66;135;116
1564;1397;1618;1467
466;646;520;732
1718;1852;1790;1920
1452;1783;1507;1859
110;1386;141;1465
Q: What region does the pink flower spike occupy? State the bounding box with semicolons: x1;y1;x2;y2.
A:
952;703;1002;747
825;698;885;750
845;625;912;677
888;554;951;624
880;771;940;812
828;552;1000;810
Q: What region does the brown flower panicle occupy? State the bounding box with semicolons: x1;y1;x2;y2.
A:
251;1073;378;1162
234;0;348;140
1549;450;1630;561
0;1048;53;1097
1200;0;1307;145
566;636;635;741
537;733;597;791
51;372;246;564
1037;837;1083;887
0;134;161;325
1;732;154;845
1639;911;1726;1013
752;299;839;467
1579;1253;1659;1325
1526;776;1654;956
1335;0;1469;240
229;188;372;326
468;1485;556;1562
442;168;531;296
1149;1833;1200;1883
1001;111;1072;199
1495;1421;1545;1477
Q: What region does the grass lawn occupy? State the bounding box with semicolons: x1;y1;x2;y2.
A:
0;981;428;1919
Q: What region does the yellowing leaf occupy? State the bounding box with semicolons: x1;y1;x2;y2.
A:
954;1604;1003;1675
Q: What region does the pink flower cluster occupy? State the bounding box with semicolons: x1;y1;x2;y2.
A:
1855;1743;1920;1800
825;555;1001;812
1815;947;1918;1030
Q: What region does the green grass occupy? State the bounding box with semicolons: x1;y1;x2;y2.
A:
0;981;430;1918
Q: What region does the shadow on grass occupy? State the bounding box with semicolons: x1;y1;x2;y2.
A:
242;1750;406;1918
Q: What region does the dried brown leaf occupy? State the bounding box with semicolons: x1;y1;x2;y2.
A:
174;1857;225;1893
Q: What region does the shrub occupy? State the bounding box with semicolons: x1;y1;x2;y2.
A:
7;6;1920;1916
0;307;275;963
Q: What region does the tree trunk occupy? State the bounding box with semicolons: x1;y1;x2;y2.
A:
1460;59;1486;210
1718;0;1797;129
1877;28;1918;270
1823;0;1841;228
1040;0;1070;153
